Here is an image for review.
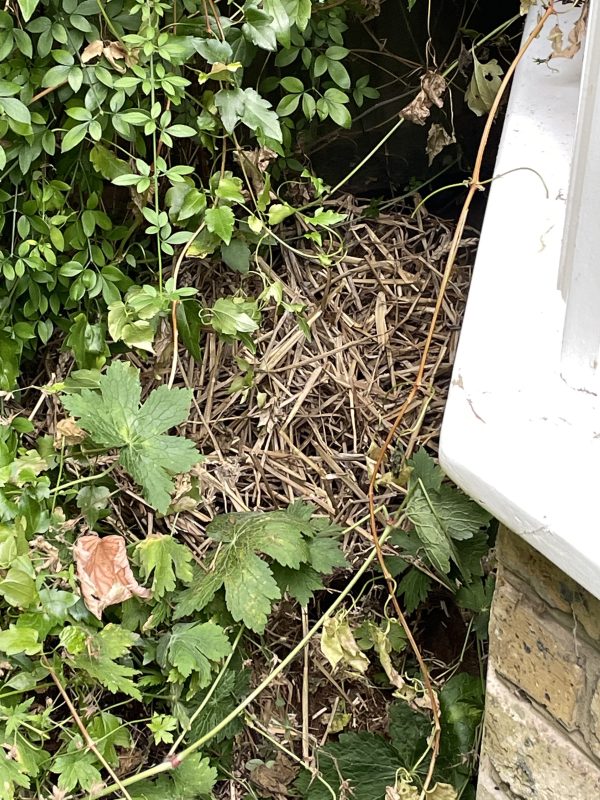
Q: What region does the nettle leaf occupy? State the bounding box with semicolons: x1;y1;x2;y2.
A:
135;534;194;598
175;502;344;631
62;361;200;513
157;621;231;683
297;701;431;800
131;754;217;800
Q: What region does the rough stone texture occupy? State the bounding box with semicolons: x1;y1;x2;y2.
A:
497;530;600;641
480;672;600;800
476;771;509;800
477;528;600;798
489;572;585;729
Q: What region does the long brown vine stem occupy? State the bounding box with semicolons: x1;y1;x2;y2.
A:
366;4;556;797
41;656;133;800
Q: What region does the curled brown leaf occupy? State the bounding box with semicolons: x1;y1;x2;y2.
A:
74;534;151;619
400;72;447;126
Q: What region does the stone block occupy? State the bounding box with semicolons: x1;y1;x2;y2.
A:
490;572;585;729
476;769;510;800
483;672;600;799
497;527;600;641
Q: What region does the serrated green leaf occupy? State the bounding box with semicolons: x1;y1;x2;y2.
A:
175;502;341;631
397;568;431;613
272;563;324;606
135;534;194;598
0;752;30;798
51;752;101;792
243;3;277;51
62;361;199;513
205;206;235;245
158;621;230;683
241;88;282;142
0;625;40;656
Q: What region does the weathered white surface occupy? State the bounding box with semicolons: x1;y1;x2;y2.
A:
440;4;600;597
560;1;600;390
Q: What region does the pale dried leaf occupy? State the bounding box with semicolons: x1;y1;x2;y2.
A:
55;417;86;446
74;534;151;619
81;39;103;63
249;754;298;796
386;782;419;800
465;57;504;117
520;0;535;14
550;4;587;60
401;72;446;126
375;291;389;345
321;616;369;674
426;124;456;166
426;784;458;800
235;146;277;195
372;627;405;691
103;42;129;73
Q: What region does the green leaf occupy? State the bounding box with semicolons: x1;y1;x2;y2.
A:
209;297;260;336
282;0;311;30
0;625;41;656
70;624;142;699
157;621;231;683
135;534;194;598
51;752;101;793
264;0;291;47
0;566;37;608
62;361;199;513
276;93;300;116
206;206;235;245
215;87;245;133
0;752;30;798
221;239;251;273
176;299;203;361
175;502;340;632
0;98;31;126
90;143;129;180
268;203;295;225
438;673;484;775
272;563;324;606
241;88;282;142
397;568;431;613
243;3;277;51
61;122;88;152
408;448;443;491
466;55;504;116
16;0;40;21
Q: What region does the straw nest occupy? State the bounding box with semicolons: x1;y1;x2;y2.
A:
174;197;478;537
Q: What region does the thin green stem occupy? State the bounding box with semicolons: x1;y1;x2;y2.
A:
49;463;116;495
95;524;392;798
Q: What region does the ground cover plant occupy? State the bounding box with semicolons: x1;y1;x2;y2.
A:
0;0;540;797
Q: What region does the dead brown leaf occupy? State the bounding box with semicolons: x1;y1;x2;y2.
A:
550;4;588;60
55;417;86;447
74;534;151;619
426;123;456;165
249;754;299;796
81;39;103;63
400;72;447;126
235;146;277;196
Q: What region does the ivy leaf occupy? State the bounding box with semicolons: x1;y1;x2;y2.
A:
157;621;231;684
215;88;245;133
282;0;311;30
243;3;277;51
175;503;342;631
241;88;282;142
205;206;235;245
135;534;194;599
62;361;200;513
0;625;41;656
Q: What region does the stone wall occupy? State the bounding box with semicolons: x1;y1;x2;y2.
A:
477;527;600;799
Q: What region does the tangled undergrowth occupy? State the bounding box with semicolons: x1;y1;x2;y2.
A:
0;0;558;797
